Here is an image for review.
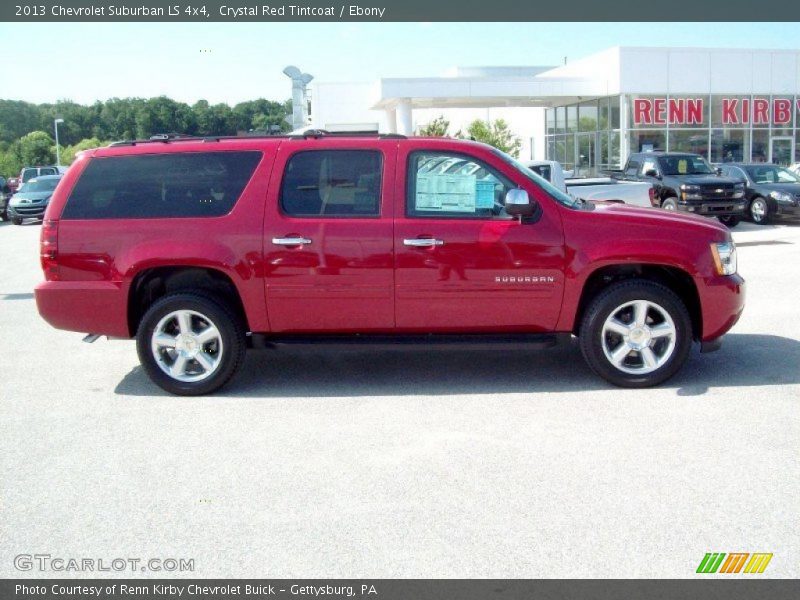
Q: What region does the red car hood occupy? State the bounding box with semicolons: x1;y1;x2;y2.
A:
591;201;730;235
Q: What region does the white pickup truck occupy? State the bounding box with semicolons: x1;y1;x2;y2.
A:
525;160;655;208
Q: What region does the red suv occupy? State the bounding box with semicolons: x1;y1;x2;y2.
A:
35;133;745;395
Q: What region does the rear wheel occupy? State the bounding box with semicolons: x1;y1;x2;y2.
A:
749;197;770;224
718;215;741;228
136;292;246;395
661;197;678;211
579;280;692;388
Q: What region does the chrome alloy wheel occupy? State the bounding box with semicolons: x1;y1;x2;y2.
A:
751;198;767;222
151;310;223;382
601;300;677;375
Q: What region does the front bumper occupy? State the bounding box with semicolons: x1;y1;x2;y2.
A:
8;204;46;220
698;273;746;342
774;203;800;219
679;199;746;217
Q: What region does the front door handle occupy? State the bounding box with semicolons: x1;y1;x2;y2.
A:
403;238;444;247
272;237;312;246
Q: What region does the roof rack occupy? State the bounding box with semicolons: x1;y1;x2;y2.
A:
108;131;406;147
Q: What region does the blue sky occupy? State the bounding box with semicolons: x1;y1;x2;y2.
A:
2;22;799;105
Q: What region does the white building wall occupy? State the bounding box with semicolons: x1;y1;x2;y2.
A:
618;47;800;94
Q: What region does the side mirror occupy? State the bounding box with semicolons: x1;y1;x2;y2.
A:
505;188;537;218
644;169;659;178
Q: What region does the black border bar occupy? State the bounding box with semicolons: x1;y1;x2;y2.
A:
3;1;800;22
3;579;800;600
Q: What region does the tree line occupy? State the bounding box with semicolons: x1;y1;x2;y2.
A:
0;96;292;177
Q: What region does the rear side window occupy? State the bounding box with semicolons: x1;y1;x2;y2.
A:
625;159;640;176
280;150;382;217
62;151;262;220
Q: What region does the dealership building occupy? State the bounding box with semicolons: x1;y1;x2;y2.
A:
310;46;800;174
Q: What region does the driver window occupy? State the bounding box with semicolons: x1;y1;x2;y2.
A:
407;151;513;219
639;159;658;176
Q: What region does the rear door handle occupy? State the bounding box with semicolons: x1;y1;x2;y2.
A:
272;237;312;246
403;238;444;247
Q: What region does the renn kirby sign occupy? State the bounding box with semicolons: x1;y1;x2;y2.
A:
633;98;797;126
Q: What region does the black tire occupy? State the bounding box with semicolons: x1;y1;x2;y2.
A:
661;197;679;211
136;292;246;396
0;208;7;221
749;196;771;225
579;280;692;388
718;215;741;228
11;217;22;225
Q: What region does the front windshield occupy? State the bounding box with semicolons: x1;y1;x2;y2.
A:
491;149;579;208
658;155;714;175
19;178;59;193
744;165;800;184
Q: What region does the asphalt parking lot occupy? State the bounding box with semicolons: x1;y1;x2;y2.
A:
1;218;798;579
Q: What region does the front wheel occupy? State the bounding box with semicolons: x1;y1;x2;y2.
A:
136;292;246;395
661;197;679;211
718;215;741;228
11;217;22;225
749;197;771;224
579;280;692;388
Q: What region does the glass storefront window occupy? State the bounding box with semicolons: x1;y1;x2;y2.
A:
752;129;769;162
575;133;596;176
669;129;710;158
752;96;770;129
771;96;794;136
609;97;620;129
709;129;750;163
710;95;749;127
609;130;621;169
578;100;598;132
629;130;665;153
556;107;565;134
566;105;578;133
546;108;556;136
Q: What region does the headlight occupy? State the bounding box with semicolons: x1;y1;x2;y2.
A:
681;184;702;200
733;183;745;198
769;190;793;203
710;241;737;276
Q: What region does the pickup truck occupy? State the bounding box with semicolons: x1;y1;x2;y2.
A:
525;160;655;207
35;133;744;395
616;152;747;226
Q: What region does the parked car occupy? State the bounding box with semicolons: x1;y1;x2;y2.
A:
718;163;800;224
35;133;744;395
524;160;655;208
0;177;11;221
7;174;63;224
619;152;746;227
19;166;60;186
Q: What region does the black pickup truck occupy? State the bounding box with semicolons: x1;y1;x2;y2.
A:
618;152;746;227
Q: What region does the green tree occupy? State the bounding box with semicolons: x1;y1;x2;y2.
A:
417;116;450;137
59;137;110;166
458;118;521;157
16;131;56;166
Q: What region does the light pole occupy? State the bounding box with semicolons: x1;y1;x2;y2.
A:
54;118;64;166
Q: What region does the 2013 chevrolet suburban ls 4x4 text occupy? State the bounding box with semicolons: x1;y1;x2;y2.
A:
35;133;745;395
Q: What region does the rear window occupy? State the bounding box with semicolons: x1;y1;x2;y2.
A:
39;167;57;176
21;168;38;182
62;151;262;220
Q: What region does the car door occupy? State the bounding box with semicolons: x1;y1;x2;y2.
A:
262;139;396;332
393;141;566;333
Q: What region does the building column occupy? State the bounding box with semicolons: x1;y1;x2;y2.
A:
385;108;397;134
397;99;413;135
618;94;629;168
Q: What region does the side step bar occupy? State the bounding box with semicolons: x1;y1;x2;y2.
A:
250;333;568;351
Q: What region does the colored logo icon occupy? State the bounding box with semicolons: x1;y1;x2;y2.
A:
696;553;773;574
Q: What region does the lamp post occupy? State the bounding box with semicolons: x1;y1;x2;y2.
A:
54;118;64;166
